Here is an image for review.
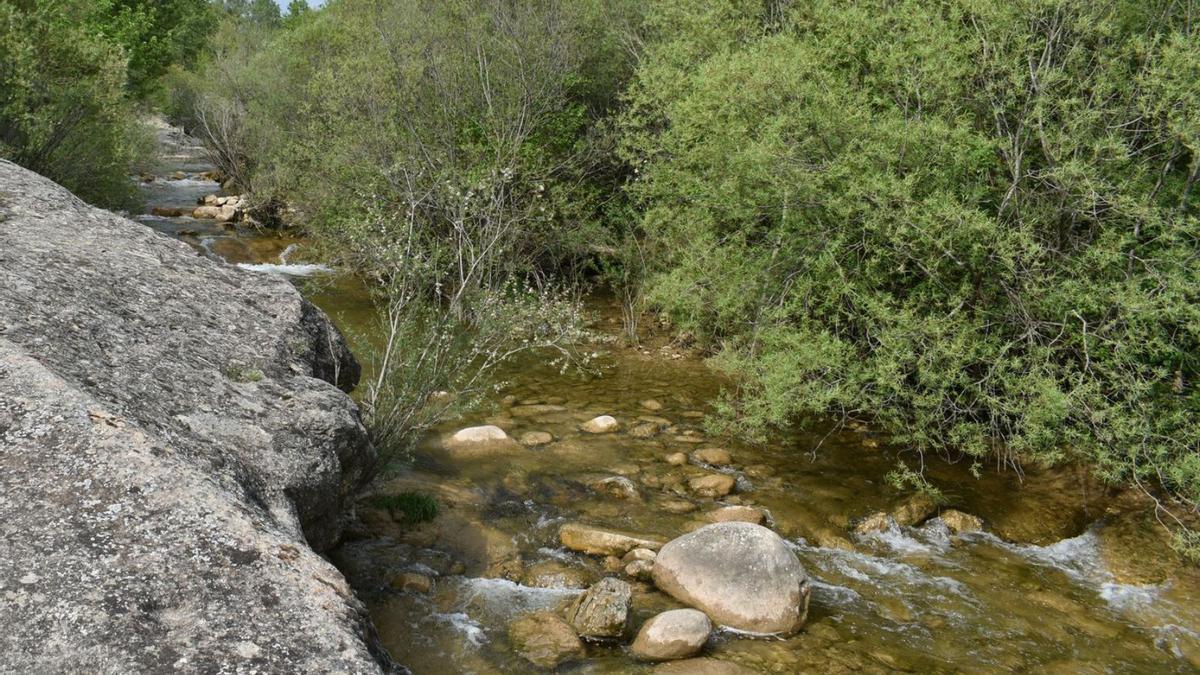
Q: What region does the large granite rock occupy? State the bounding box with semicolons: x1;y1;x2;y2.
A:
0;160;398;672
651;522;810;635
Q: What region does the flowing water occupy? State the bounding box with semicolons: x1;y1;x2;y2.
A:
139;125;1200;674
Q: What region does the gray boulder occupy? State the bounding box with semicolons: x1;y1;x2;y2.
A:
651;522;810;635
631;609;712;661
0;160;397;673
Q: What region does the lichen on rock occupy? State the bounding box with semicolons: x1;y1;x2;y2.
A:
0;160;399;673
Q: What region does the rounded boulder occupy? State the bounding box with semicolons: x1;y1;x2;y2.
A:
651;522;810;635
631;609;712;661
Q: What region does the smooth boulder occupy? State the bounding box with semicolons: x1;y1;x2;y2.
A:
442;424;518;457
631;609;712;661
581;415;620;433
651;522;810;635
689;473;736;498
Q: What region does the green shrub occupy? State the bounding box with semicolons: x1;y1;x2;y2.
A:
365;492;439;525
623;0;1200;513
0;1;215;209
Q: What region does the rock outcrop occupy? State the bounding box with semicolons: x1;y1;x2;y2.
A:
0;160;397;672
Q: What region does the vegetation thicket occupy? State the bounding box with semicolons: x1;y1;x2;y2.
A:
171;0;642;457
5;0;1198;548
621;1;1200;549
0;0;217;208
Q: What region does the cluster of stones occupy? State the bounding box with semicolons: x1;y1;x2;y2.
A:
438;404;992;671
150;192;251;224
504;520;809;669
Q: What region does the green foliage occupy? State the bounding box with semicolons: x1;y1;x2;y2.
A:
624;0;1200;512
219;0;281;27
88;0;217;99
0;1;148;208
176;0;641;285
364;491;439;524
170;0;634;470
885;462;948;506
361;279;591;466
224;364;264;382
0;0;215;208
1171;528;1200;564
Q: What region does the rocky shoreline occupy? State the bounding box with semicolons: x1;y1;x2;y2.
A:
0;160;400;672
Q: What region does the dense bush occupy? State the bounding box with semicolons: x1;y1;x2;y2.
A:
623;0;1200;516
180;0;640;300
173;0;638;459
171;0;1200;520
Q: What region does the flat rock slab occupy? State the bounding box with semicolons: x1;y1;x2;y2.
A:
0;161;396;673
560;523;665;556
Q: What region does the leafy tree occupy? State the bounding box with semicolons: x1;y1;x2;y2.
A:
286;0;310;22
220;0;281;26
88;0;216;98
0;1;150;208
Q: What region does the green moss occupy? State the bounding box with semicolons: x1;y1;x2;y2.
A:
224;365;264;383
364;491;439;524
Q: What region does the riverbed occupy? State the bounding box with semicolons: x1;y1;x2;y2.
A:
138;125;1200;674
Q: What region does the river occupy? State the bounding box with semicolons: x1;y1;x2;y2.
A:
137;122;1200;673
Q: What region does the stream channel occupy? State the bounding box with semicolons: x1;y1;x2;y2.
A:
137;122;1200;674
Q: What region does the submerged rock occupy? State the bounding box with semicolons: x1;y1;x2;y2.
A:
652;522;810;635
689;473;736;498
691;448;733;466
510;403;568;417
631;609;712;662
661;499;699;514
508;612;586;669
705;505;765;525
940;509;984;535
389;572;433;594
564;577;632;639
518;430;554;446
652;657;758;674
522;560;594;590
560;523;664;556
630;422;662;438
0;160;391;672
589;475;641;501
854;512;893;535
581;415;620;433
1096;508;1182;585
892;493;938;527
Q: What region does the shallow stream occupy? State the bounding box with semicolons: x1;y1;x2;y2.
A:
139;125;1200;674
